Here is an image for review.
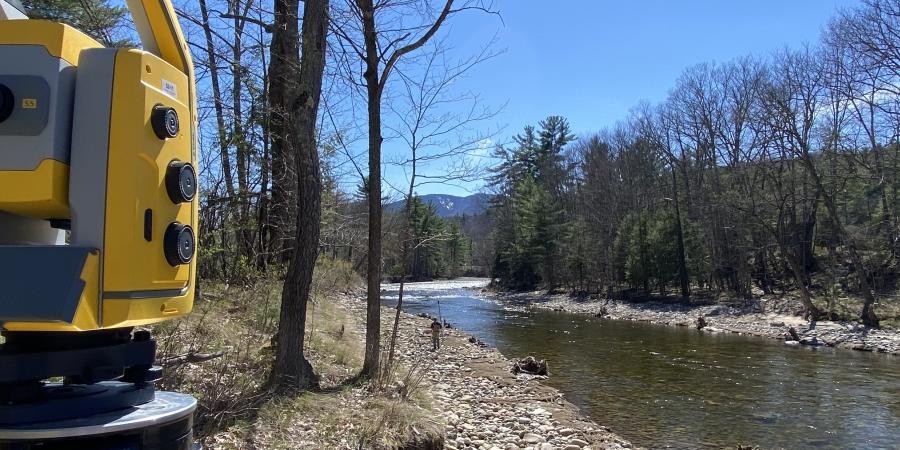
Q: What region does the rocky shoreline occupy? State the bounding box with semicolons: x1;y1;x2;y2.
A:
337;296;637;450
485;290;900;355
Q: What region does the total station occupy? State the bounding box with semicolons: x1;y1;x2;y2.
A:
0;0;199;448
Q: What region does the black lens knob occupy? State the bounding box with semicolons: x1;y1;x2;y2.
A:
0;84;13;123
165;161;196;203
151;105;179;139
163;222;194;266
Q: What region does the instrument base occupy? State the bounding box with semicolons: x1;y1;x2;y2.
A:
0;391;196;450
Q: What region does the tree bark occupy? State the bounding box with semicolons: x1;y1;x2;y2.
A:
359;0;382;378
269;0;330;391
268;0;299;265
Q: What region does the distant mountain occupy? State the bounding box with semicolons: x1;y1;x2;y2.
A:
386;193;492;218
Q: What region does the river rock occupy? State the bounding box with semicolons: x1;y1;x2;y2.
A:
706;305;735;316
512;356;549;376
568;438;589;447
800;336;824;346
332;287;638;450
701;326;725;333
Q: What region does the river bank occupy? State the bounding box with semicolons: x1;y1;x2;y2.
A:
337;293;637;450
484;290;900;355
157;273;634;449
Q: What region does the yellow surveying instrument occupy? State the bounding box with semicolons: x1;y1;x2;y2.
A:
0;0;198;448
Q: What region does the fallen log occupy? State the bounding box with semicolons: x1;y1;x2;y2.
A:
162;350;225;366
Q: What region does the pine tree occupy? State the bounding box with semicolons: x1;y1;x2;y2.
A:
445;221;468;278
489;116;575;291
22;0;133;47
407;197;448;280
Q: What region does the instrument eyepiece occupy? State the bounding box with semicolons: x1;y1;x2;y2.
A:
0;84;14;123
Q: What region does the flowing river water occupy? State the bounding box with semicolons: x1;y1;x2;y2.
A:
381;279;900;450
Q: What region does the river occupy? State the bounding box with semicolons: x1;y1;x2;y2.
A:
381;279;900;450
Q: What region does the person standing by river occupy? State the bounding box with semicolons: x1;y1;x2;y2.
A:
430;318;443;350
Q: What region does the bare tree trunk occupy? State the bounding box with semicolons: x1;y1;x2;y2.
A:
231;5;254;261
198;0;235;198
796;153;879;327
387;159;416;367
268;0;300;265
270;0;330;391
672;167;690;298
349;0;458;378
256;21;272;270
359;0;383;378
779;239;820;319
387;271;407;366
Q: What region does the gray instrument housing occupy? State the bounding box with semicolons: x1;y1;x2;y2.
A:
0;45;74;170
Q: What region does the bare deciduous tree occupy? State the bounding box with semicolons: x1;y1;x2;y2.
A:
331;0;495;378
269;0;330;391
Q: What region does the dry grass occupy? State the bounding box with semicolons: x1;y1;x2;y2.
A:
153;277;279;437
154;258;444;449
356;397;444;450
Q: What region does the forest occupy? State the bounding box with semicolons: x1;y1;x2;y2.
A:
488;5;900;331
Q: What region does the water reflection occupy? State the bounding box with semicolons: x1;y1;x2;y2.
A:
382;281;900;450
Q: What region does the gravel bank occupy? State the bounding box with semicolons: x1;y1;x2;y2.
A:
486;290;900;355
337;295;637;450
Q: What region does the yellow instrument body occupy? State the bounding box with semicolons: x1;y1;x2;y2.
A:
0;0;198;332
0;20;100;218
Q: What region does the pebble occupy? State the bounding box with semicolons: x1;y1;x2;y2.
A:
333;295;633;450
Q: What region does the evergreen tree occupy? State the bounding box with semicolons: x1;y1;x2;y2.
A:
407;197;448;280
489;116;575;291
445;221;468;278
22;0;133;47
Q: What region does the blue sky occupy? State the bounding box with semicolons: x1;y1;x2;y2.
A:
385;0;860;197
